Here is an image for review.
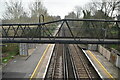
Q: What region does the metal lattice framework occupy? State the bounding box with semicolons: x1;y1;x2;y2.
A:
0;17;120;44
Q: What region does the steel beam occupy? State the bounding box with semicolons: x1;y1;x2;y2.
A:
1;39;120;44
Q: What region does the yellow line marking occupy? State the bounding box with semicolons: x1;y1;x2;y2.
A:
87;50;114;79
30;44;51;80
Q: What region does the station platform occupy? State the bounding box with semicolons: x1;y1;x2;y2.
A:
30;44;55;79
2;44;49;79
83;50;119;80
2;44;119;80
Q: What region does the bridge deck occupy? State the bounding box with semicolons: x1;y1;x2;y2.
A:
1;38;120;44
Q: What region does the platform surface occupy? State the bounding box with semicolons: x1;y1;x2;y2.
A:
84;50;119;79
2;44;48;79
36;44;55;78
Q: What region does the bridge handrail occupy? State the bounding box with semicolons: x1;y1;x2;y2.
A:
1;19;120;26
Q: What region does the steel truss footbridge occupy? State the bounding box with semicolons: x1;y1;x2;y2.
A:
1;15;120;44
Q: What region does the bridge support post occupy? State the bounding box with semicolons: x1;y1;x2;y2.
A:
88;44;98;51
19;43;28;56
28;43;36;49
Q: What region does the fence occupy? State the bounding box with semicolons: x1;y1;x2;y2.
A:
98;45;120;68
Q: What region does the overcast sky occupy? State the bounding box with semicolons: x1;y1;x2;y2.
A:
0;0;90;19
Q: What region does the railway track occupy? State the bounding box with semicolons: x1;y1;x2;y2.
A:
69;44;101;79
45;44;78;80
45;25;101;79
45;44;64;79
45;44;101;80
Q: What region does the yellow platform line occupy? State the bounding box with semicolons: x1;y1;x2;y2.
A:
30;44;50;80
87;50;114;80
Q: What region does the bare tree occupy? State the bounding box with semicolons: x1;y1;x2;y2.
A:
29;0;47;18
74;6;83;18
116;1;120;15
3;0;24;20
91;0;119;17
28;0;48;23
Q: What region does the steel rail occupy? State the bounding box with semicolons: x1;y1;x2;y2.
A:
63;44;66;80
51;44;58;78
74;45;93;79
67;45;78;80
72;44;92;79
64;44;69;79
44;45;56;79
